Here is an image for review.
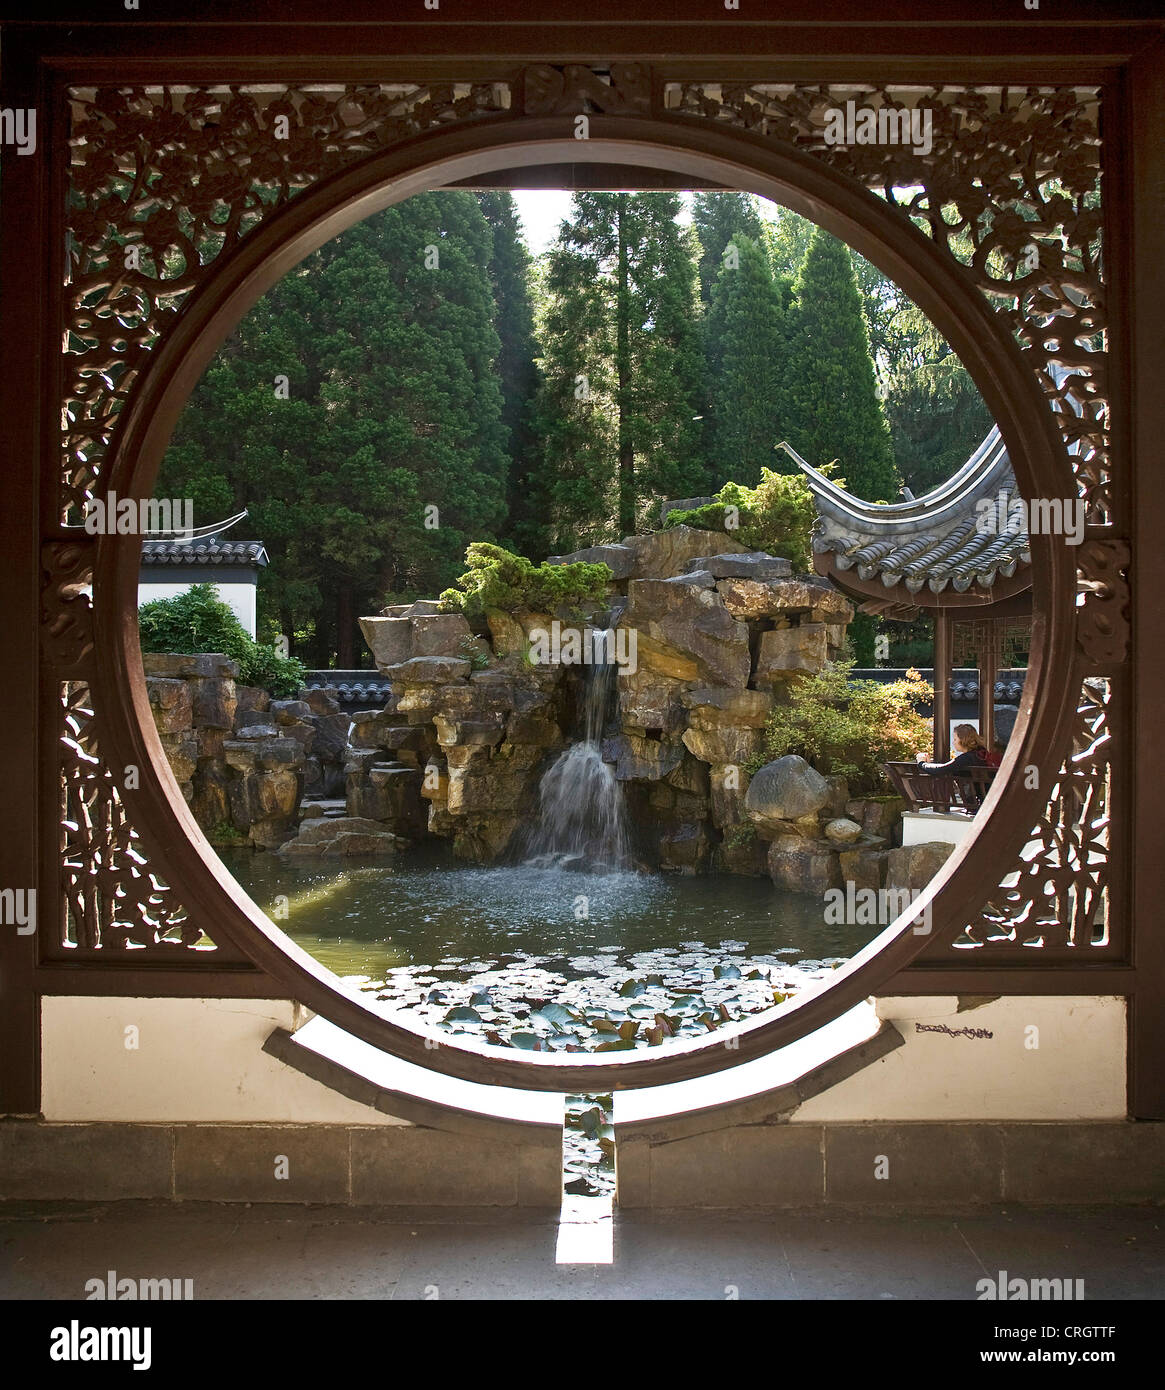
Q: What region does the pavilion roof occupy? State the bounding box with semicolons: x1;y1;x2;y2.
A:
788;426;1031;600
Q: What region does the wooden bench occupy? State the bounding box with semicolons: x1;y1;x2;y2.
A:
884;760;998;815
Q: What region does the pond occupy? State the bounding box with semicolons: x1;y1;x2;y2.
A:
220;845;879;1055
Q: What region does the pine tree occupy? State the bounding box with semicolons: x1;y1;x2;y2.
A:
534;193;706;548
703;234;787;490
159;192;508;666
692;192;767;308
781;226;901;503
477;192;547;558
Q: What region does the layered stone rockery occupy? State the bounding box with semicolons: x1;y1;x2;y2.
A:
349;526;890;881
144;654;349;850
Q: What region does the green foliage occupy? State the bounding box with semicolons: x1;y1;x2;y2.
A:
209;819;249;847
533;192;707;547
138;584;306;698
478;192;548;559
158;191;509;666
751;660;933;794
781;227;901;503
457;634;491;671
691;191;767;307
847;612;879;667
662;467;819;573
721;823;758;850
702;234;789;491
438;543;611;619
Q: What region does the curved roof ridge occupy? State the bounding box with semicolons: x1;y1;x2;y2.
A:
781;427;1013;537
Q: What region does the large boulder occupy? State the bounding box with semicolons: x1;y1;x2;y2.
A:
753;624;829;683
767;836;843;894
146;677;193;734
718;577;854;622
382;656;471;684
277;816;407;858
605;732;686;782
839;845;890;892
682;686;772;728
745;755;830;829
681;723;764;766
885;840;956;892
846;796;906;840
621;524;748;580
618;668;689;735
359;615;413;669
622;575;750;687
360;611;477;673
823;816;863;845
682;551;793;581
545;543;636;580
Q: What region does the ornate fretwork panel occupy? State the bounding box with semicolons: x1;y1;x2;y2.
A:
64;82;512;522
59;681;207;953
667;83;1108;520
54;69;1126;974
952;677;1114;955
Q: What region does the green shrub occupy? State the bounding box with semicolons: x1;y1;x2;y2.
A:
138;584;306;698
662;467;827;573
749;660;933;795
438;542;612;619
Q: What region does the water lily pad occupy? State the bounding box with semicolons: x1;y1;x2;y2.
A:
442;1005;482;1024
595;1038;635;1051
534;1002;576;1028
714;964;742;980
509;1032;541;1050
618;979;647;998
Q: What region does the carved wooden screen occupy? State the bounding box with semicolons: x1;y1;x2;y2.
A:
44;70;1128;980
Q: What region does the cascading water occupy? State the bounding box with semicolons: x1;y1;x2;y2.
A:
517;632;631;873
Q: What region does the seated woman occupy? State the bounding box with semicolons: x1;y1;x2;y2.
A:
915;723;1001;774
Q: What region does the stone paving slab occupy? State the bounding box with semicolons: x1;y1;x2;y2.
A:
0;1201;1160;1301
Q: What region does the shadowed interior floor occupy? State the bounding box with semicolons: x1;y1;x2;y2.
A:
2;1201;1161;1301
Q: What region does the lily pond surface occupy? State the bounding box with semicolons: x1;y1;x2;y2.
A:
221;845;878;1055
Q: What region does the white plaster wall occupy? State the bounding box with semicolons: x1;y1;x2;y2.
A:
41;998;409;1125
901;810;977;848
138;580;257;638
794;995;1126;1121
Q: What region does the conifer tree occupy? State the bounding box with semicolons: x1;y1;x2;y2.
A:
534;193;706;548
691;191;767;307
159;192;508;666
781;226;901;502
703;234;787;489
477;192;547;558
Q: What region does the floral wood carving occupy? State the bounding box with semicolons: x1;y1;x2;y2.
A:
63;82;512;523
521;64;652;116
1076;537;1131;666
42;540;95;674
950;677;1114;954
59;681;206;952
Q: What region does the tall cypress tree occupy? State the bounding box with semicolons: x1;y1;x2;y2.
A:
534;192;706;548
781;226;901;503
477;192;546;558
159;191;508;666
692;191;767;308
703;233;787;490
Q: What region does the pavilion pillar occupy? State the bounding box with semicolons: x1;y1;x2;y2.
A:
981;620;997;753
933;609;951;761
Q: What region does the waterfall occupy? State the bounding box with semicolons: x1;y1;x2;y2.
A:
517;632;631;873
